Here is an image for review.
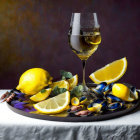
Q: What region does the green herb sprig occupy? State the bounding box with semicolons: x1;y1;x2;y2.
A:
60;70;73;80
40;89;46;93
51;86;67;96
70;85;83;97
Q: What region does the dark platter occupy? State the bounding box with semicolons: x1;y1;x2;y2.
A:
6;83;140;122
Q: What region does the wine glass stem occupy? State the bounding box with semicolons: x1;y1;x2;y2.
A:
82;60;88;91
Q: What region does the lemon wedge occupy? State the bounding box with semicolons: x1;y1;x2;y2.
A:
30;88;52;102
49;80;69;90
67;75;78;90
34;91;70;114
89;57;127;84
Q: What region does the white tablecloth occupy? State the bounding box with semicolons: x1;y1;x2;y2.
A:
0;90;140;140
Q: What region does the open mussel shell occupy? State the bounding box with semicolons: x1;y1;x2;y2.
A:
130;87;138;100
107;102;124;111
123;83;139;100
79;96;87;104
90;82;107;98
103;83;114;95
96;82;107;92
106;94;122;103
87;99;107;112
87;102;102;112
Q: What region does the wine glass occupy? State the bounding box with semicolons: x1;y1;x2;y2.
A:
68;13;101;93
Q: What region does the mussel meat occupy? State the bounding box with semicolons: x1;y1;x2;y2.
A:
75;110;92;117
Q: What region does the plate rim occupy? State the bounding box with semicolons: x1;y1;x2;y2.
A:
6;83;140;122
7;98;140;122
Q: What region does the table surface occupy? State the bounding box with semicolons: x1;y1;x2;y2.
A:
0;90;140;140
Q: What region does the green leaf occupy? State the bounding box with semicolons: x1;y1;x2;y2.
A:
70;85;83;97
62;76;66;80
60;70;73;79
40;89;46;93
51;86;67;96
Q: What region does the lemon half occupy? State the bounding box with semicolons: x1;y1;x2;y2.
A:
112;83;134;102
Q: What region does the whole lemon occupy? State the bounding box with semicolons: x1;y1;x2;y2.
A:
112;83;134;102
16;68;53;95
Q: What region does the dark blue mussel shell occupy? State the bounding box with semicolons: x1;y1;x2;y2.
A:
79;96;87;104
91;89;104;97
103;83;114;94
106;94;122;102
130;86;138;100
91;82;107;97
96;82;107;92
88;99;107;112
107;102;124;111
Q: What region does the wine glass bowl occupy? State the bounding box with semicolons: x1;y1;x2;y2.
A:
68;13;101;92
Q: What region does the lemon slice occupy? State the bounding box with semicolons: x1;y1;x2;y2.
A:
89;57;127;84
34;91;70;114
49;80;69;90
89;32;101;45
67;75;78;90
30;88;52;102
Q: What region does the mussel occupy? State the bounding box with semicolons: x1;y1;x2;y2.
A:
79;96;87;104
130;86;139;100
87;99;107;112
67;105;83;113
75;110;93;117
91;82;107;97
107;102;123;111
103;83;114;95
106;94;122;103
91;88;104;97
121;83;139;101
96;82;107;92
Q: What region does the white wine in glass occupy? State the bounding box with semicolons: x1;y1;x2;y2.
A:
68;13;101;92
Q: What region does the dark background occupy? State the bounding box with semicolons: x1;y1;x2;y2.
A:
0;0;140;89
